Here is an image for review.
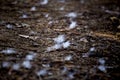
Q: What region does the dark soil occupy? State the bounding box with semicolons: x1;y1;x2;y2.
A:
0;0;120;80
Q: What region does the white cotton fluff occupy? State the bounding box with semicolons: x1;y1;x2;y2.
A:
1;48;16;54
36;69;47;76
22;14;27;18
6;24;13;29
25;54;36;61
46;47;52;52
62;41;70;48
12;63;20;70
61;66;67;74
98;65;106;72
42;64;50;68
64;55;72;61
68;73;75;79
89;47;95;52
2;62;10;68
40;0;48;5
22;60;31;69
59;6;64;10
66;12;77;18
98;58;105;65
52;44;62;50
48;21;53;25
80;37;88;43
53;35;65;44
30;6;36;11
82;53;89;57
47;44;62;52
25;54;34;60
69;21;77;29
45;14;49;18
21;14;28;18
29;31;37;35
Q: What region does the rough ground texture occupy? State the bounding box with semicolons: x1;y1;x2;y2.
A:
0;0;120;80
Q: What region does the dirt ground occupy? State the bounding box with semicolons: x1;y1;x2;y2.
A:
0;0;120;80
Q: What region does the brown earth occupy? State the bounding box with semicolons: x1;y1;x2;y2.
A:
0;0;120;80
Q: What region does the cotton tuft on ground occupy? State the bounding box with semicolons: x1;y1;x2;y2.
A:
0;0;120;80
